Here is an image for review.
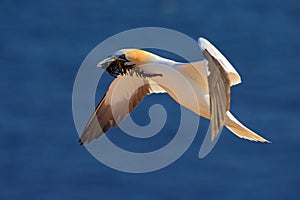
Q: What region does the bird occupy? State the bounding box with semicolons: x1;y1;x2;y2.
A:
78;37;269;152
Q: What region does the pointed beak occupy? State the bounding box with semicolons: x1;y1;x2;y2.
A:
97;56;116;69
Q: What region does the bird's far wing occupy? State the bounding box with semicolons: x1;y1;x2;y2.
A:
79;75;165;145
199;38;241;86
198;38;231;158
204;48;231;141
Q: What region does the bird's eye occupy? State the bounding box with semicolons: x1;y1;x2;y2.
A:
118;54;129;62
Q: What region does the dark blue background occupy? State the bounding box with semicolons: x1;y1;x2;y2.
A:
1;0;299;199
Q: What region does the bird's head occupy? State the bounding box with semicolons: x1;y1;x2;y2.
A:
97;49;156;77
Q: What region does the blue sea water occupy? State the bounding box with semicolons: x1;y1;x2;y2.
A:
1;0;300;199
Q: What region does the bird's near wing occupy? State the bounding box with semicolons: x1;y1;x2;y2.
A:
198;37;240;158
79;75;165;145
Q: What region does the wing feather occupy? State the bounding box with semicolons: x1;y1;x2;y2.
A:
198;38;232;157
203;49;231;141
79;75;165;145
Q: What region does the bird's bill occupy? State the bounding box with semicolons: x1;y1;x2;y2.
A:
97;56;116;69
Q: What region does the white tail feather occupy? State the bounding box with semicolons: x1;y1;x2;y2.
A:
225;111;270;143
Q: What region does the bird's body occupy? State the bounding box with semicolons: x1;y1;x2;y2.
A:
79;38;269;155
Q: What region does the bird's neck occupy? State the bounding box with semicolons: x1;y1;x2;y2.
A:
150;55;183;67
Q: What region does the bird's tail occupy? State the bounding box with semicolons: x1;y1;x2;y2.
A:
224;111;270;143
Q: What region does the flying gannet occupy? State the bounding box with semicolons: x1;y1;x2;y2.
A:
79;37;269;154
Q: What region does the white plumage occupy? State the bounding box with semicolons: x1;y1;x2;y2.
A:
79;37;269;155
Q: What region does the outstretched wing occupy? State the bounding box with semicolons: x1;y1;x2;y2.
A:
79;75;165;145
204;48;231;140
198;38;236;157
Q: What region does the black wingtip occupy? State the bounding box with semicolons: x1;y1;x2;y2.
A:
79;138;83;146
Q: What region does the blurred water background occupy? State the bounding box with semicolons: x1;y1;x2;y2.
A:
1;0;300;199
